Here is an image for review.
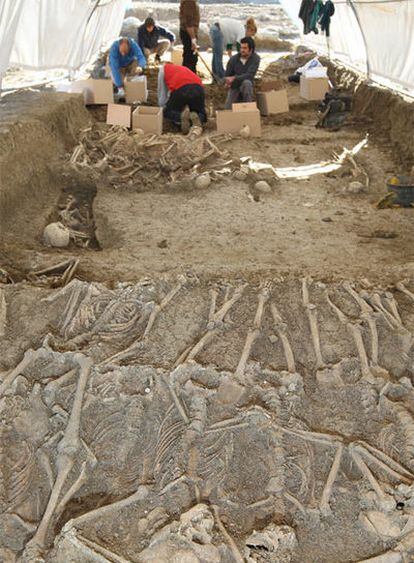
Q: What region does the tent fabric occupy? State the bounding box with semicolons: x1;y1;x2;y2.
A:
9;0;91;70
279;0;414;97
0;0;127;76
0;0;25;76
79;0;128;68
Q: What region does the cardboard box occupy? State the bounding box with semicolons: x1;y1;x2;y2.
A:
171;47;183;65
232;102;257;112
260;79;284;92
257;89;289;116
69;79;114;105
132;106;163;134
300;75;330;101
106;103;131;127
125;77;148;103
216;103;261;137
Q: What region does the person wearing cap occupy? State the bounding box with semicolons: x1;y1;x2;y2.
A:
108;37;146;97
138;17;175;63
209;17;257;80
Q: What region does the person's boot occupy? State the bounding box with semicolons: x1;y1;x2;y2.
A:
189;112;201;128
180;107;191;134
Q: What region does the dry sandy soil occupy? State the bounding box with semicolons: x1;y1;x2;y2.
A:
1;46;414;563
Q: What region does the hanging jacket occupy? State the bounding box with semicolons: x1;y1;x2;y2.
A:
299;0;316;34
309;0;324;33
319;0;335;37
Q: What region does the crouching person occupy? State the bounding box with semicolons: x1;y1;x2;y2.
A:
158;63;207;134
108;37;146;97
138;17;175;63
224;36;260;109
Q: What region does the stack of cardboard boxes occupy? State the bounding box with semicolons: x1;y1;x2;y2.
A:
64;76;163;134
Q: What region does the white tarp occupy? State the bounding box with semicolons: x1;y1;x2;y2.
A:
279;0;414;96
80;0;127;66
10;0;91;70
0;0;127;76
0;0;25;76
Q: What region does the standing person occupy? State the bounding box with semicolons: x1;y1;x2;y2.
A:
108;37;146;96
137;17;175;63
179;0;200;73
158;63;207;133
209;17;257;81
224;36;260;109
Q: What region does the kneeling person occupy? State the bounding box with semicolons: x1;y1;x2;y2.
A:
224;36;260;109
158;63;207;134
108;37;146;96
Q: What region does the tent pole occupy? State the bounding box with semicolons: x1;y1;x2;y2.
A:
348;0;370;79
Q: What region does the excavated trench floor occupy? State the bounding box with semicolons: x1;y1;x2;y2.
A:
1;60;414;563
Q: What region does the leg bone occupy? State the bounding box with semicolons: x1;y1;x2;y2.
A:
270;304;296;373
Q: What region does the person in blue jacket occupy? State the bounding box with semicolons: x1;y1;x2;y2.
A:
138;17;175;63
108;37;146;96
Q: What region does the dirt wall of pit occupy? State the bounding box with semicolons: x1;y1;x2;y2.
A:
0;92;90;243
329;65;414;169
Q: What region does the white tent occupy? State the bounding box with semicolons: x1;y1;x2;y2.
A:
0;0;127;82
279;0;414;97
0;0;413;96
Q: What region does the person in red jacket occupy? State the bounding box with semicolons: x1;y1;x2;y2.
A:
158;62;207;133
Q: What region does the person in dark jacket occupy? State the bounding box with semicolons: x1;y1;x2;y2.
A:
138;17;175;63
179;0;200;72
224;36;260;109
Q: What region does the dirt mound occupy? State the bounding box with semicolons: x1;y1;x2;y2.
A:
0;91;90;277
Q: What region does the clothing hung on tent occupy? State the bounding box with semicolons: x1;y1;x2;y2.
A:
299;0;317;34
299;0;335;36
319;0;335;37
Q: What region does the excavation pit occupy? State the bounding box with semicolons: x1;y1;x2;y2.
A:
1;55;414;563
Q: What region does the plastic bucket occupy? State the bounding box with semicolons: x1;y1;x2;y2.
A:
386;175;414;207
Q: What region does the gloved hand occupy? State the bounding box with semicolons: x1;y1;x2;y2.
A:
191;37;199;51
117;86;125;97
